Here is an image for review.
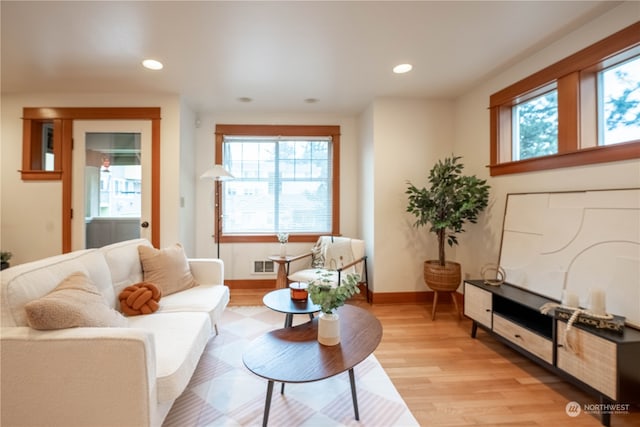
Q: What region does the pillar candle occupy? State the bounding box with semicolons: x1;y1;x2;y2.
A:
589;289;606;316
562;290;579;308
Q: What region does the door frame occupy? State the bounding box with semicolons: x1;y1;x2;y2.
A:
22;107;161;251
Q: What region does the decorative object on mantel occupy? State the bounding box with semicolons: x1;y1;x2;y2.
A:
277;232;289;257
308;271;360;346
480;263;505;286
406;155;490;319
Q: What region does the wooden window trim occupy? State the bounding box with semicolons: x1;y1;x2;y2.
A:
489;22;640;176
19;107;161;251
214;124;341;244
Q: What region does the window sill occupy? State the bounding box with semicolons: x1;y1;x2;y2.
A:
221;234;329;244
20;170;63;180
489;140;640;176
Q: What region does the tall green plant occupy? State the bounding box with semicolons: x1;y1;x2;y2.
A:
406;156;490;266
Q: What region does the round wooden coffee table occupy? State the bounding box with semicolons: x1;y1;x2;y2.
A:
263;288;320;327
243;304;383;426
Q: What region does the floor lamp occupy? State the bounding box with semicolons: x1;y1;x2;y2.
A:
200;165;234;258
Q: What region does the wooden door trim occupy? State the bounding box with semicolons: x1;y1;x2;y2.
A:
39;107;162;251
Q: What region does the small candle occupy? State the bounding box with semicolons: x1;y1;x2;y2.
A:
562;290;579;308
589;289;606;316
290;282;309;301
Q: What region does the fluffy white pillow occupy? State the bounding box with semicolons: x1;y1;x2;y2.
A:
138;243;198;296
25;272;127;330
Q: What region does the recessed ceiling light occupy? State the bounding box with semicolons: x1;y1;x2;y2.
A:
237;97;253;103
142;59;163;70
393;63;413;74
304;98;319;104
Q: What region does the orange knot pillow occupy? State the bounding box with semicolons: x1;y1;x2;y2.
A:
119;283;162;316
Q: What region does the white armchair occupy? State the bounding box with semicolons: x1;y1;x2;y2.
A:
286;236;369;302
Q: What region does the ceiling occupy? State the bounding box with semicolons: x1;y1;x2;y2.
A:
1;1;620;115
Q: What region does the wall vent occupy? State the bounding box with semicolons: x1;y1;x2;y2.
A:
253;260;275;274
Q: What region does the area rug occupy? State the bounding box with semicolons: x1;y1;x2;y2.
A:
163;305;419;427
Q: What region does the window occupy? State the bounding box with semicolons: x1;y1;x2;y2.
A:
489;22;640;176
215;124;340;243
513;86;558;160
599;56;640;146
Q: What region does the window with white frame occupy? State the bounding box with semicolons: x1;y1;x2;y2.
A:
215;124;340;243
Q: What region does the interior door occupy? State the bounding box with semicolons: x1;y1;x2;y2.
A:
72;120;152;250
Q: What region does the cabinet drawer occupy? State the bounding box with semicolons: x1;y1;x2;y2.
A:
464;283;492;328
493;314;553;364
557;321;617;400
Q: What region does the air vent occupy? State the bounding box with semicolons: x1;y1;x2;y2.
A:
253;260;275;274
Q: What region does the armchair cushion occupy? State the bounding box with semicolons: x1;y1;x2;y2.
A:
25;272;128;330
322;236;355;272
288;236;366;285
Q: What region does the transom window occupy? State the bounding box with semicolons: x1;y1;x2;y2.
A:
489;22;640;176
215;124;340;243
599;56;640;146
512;86;558;161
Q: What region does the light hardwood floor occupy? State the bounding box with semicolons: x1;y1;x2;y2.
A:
229;289;640;427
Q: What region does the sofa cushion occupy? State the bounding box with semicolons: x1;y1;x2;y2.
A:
288;269;339;286
157;284;230;326
138;244;198;296
1;249;115;327
127;312;211;403
25;272;128;330
101;238;151;303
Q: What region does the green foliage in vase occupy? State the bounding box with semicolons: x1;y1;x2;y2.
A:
0;251;12;263
308;271;360;314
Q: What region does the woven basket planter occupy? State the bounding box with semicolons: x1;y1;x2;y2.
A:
423;260;461;292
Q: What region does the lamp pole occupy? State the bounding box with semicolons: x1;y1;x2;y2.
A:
200;165;234;259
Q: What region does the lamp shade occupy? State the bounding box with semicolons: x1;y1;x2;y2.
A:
200;165;234;181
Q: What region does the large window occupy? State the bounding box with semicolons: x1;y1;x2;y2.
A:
215;124;340;243
489;22;640;176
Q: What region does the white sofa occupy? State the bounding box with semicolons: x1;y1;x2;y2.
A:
0;238;230;427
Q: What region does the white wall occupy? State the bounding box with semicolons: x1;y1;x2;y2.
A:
358;104;375;290
178;100;197;256
0;93;184;264
367;98;455;294
453;2;640;281
193;111;360;281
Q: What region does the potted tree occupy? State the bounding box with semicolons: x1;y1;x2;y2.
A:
406;155;490;297
1;251;13;270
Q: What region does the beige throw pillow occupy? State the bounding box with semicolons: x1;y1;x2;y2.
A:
138;243;198;296
25;272;127;330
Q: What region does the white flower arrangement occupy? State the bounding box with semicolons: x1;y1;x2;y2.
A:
277;233;289;244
